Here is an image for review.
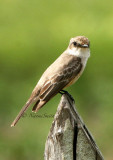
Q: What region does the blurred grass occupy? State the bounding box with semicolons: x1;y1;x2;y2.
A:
0;0;113;159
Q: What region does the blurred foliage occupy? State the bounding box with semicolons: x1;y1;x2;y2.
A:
0;0;113;159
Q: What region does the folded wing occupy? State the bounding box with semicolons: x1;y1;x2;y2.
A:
32;56;82;112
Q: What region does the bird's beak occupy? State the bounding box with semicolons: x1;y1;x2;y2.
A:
82;44;89;48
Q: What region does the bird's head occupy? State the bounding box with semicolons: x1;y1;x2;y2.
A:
68;36;90;57
69;36;90;49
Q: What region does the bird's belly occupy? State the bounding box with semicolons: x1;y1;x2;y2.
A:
65;70;83;88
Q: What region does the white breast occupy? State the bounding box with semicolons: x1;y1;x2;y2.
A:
68;47;90;70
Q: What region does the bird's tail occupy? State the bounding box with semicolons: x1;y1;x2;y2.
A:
32;100;46;113
32;100;40;112
11;98;33;127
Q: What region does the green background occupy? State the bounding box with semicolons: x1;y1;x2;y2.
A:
0;0;113;159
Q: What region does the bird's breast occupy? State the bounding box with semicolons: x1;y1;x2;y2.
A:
65;69;83;88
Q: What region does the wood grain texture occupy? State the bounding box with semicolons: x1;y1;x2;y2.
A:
44;94;104;160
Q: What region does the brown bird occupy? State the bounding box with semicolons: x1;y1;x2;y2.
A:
11;36;90;127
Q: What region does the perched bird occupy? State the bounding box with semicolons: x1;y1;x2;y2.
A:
11;36;90;127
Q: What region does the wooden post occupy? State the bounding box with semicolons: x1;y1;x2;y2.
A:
44;94;104;160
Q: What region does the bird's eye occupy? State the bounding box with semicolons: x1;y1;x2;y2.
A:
73;42;77;46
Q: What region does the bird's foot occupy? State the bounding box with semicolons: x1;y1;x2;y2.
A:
59;90;75;102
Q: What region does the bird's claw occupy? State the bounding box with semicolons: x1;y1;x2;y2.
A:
59;90;75;102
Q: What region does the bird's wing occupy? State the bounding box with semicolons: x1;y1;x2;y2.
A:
32;56;82;112
39;56;82;102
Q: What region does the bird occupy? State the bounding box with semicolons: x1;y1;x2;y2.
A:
11;36;90;127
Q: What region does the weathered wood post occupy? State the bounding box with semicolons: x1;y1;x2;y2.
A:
44;94;104;160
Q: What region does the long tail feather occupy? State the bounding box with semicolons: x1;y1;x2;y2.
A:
11;99;33;127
